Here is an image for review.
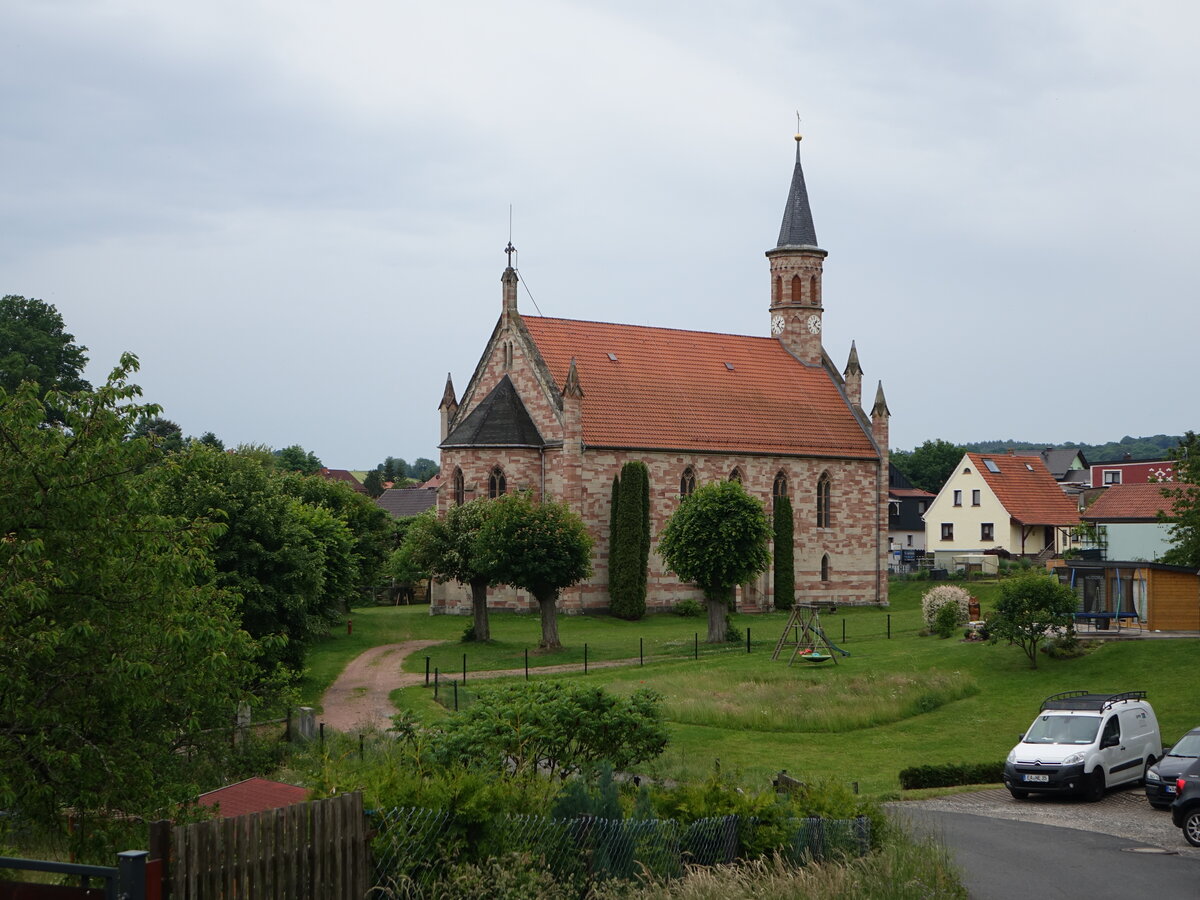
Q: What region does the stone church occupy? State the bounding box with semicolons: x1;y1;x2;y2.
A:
432;136;891;614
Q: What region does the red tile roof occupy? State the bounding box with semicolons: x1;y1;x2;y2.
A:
970;452;1079;526
197;778;310;818
318;468;367;493
891;487;935;499
1083;482;1174;521
522;317;878;459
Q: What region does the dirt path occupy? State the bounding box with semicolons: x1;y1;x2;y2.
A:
318;641;648;733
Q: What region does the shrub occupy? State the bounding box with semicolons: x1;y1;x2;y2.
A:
933;602;959;639
723;614;743;643
920;585;971;630
672;598;703;618
898;762;1005;790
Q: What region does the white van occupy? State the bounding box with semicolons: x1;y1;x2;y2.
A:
1004;691;1161;801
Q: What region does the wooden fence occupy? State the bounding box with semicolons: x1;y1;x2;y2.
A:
155;793;366;900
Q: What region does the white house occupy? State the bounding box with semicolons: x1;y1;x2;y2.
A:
924;452;1080;562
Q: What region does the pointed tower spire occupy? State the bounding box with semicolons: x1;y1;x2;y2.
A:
439;373;459;441
563;357;584;399
776;134;820;250
767;129;828;366
872;381;890;418
843;342;863;410
501;241;519;322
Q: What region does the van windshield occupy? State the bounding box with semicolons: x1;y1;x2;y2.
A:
1024;715;1100;745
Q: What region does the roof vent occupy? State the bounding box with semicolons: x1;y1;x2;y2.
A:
725;362;735;371
607;352;618;362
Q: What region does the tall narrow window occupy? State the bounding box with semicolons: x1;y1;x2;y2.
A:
816;472;831;527
772;276;782;304
488;466;506;499
453;467;465;506
820;554;831;582
790;274;803;304
810;275;820;306
680;467;696;498
729;467;743;484
953;490;963;507
773;471;788;499
971;489;981;506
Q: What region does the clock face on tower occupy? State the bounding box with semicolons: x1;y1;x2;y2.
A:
770;314;785;335
806;314;822;334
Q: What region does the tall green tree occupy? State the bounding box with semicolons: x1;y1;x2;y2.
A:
475;493;593;649
658;480;771;642
132;415;184;454
363;468;385;498
773;495;795;610
150;446;347;681
891;439;967;494
275;443;322;475
279;469;396;606
0;295;90;421
1161;430;1200;568
988;572;1078;669
0;357;253;849
410;457;439;482
403;500;498;641
609;461;649;620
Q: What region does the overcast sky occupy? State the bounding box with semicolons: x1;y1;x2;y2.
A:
3;1;1196;468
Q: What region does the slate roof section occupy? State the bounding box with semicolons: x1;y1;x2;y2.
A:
1082;483;1175;522
198;778;309;819
522;317;878;459
970;452;1080;526
441;374;545;448
775;140;820;249
376;487;438;519
1014;448;1089;482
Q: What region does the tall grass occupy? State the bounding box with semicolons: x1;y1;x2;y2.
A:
657;670;978;733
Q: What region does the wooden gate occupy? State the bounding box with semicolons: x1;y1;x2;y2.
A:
158;793;367;900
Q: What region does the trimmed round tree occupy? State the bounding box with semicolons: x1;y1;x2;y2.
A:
772;495;795;610
403;498;497;641
475;492;593;649
658;479;771;642
989;572;1079;669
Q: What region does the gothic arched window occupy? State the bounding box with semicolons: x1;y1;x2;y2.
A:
680;467;696;498
816;472;832;527
820;553;831;582
453;467;465;506
772;471;788;499
729;467;743;484
772;276;782;304
810;274;820;306
791;274;804;304
488;466;507;499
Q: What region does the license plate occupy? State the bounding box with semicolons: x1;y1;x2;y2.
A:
1166;785;1177;794
1023;774;1050;783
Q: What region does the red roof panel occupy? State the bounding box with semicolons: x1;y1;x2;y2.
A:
970;453;1079;526
1083;482;1174;521
522;317;878;459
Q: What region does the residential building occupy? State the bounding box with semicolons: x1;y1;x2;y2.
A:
923;452;1080;563
1080;482;1176;561
888;464;934;566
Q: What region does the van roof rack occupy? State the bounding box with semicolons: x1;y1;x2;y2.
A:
1041;690;1147;712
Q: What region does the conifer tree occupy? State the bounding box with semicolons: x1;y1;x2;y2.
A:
773;495;795;610
609;461;649;619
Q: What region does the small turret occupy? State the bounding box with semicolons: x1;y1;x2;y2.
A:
439;373;458;441
843;342;863;410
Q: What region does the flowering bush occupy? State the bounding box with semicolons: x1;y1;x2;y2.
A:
921;585;972;630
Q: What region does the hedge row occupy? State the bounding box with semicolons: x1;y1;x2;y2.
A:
898;761;1005;790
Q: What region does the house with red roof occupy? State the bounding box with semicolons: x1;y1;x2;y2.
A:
1081;482;1176;561
923;452;1080;563
197;777;309;818
433;136;891;613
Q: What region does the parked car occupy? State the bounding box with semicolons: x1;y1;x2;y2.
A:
1169;757;1200;847
1003;690;1161;801
1145;726;1200;809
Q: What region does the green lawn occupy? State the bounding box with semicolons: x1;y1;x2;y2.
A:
301;580;1199;797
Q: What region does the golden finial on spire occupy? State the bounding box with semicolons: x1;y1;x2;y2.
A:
795;110;803;142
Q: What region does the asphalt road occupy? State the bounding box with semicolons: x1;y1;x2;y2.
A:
896;788;1200;899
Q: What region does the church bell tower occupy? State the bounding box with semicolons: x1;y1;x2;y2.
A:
767;131;827;366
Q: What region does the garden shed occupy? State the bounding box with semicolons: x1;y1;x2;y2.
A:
1052;560;1200;632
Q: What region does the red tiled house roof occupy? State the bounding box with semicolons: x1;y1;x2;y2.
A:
197;778;309;818
970;452;1079;526
521;317;878;459
1083;482;1175;522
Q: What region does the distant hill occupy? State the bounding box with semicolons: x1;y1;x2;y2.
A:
963;435;1183;463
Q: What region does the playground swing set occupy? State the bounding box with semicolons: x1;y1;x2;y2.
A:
771;603;851;666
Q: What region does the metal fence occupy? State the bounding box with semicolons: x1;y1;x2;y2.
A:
367;807;870;897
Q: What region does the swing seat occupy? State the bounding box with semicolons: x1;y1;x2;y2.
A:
798;651;832;663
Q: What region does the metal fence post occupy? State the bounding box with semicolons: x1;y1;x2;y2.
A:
118;850;148;900
584;643;588;674
639;637;644;666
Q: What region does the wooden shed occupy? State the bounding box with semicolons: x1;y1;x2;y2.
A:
1053;560;1200;632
